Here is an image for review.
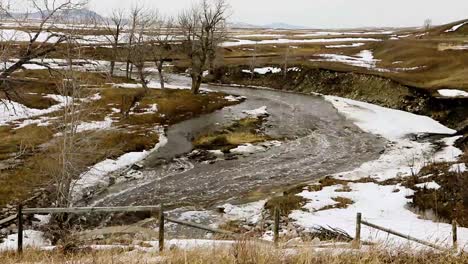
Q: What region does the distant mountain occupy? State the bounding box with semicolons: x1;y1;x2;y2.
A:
229;22;261;29
262;22;307;30
10;8;103;23
229;21;308;30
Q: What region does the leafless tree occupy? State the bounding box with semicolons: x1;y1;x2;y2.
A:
103;9;127;77
124;5;143;79
127;9;155;92
249;41;258;80
424;19;432;30
178;0;229;94
148;15;175;89
0;0;88;100
50;16;97;209
282;45;290;79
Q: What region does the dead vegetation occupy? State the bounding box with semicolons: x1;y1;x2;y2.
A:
0;243;467;264
193;116;269;152
0;69;239;207
405;159;468;227
264;195;306;216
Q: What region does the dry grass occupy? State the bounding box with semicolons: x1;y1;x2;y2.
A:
0;72;238;207
318;197;354;211
0;242;467;264
193;117;268;151
265;195;306;216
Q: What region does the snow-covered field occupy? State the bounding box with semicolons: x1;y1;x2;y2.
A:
288;96;466;250
221;37;382;47
311;50;388;72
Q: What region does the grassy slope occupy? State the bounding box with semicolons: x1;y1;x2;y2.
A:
215;20;468;91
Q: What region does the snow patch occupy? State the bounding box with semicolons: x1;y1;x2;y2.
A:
72;127;168;202
0;230;50;251
242;106;268;117
325;43;365;48
449;163;466;173
438;89;468;98
1;94;71;126
445;22;468;32
221;38;382;47
324;96;456;140
291;182;468;249
230;144;266;155
415;181;441;190
243;67;282;75
311;50;388;71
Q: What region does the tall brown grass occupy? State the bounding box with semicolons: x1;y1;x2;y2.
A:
1;241;466;264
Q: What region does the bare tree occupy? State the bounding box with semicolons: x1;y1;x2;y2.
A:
249;41;258;80
127;9;156;92
424;19;432;30
282;45;290;79
103;9;127;77
0;0;88;99
148;16;175;89
178;0;229;94
124;5;142;79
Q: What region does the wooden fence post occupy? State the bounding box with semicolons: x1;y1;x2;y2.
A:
354;212;362;248
273;207;280;245
17;204;23;255
159;203;165;252
452;220;458;251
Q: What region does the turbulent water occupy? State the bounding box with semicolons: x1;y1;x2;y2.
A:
88;77;385;208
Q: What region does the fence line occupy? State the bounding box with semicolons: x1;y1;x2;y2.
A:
12;207;458;254
354;212;456;251
0;214;16;226
14;204;255;254
22;206;161;214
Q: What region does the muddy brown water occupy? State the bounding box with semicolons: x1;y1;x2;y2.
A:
87;77;385;209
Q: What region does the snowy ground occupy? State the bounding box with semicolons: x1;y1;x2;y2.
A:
71;126;168;203
438;89;468;98
445;21;468;32
287;96;466;250
168;94;466;251
221;37;382;47
0;95;70;126
310;50;389;72
325;43;365;48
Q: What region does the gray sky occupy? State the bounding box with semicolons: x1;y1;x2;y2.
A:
88;0;467;28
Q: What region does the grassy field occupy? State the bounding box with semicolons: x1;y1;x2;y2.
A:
0;70;238;207
216;20;468;91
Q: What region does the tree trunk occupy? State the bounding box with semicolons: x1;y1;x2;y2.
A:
137;66;148;93
125;61;131;79
157;62;165;89
191;73;202;94
110;60;115;76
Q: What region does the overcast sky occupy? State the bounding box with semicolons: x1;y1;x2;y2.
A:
89;0;466;28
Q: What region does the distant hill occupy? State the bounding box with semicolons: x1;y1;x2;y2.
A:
10;8;103;23
424;19;468;36
262;22;307;30
229;21;308;29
